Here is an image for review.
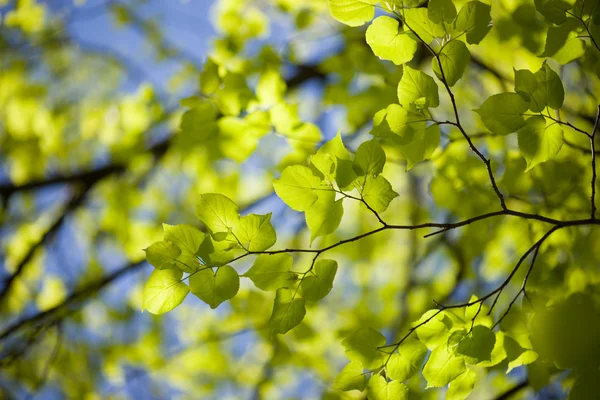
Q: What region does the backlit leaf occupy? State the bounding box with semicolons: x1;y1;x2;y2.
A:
244;253;295;291
273;165;322;211
367;375;408;400
475;93;529;135
366;16;418;65
518;116;563;171
269;287;306;334
342;327;386;369
142;269;189;315
190;265;240;309
301;259;338;301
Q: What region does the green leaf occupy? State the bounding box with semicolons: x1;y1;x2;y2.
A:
428;0;457;24
387;338;428;381
256;68;286;106
540;18;586;64
179;101;218;138
144;241;182;270
514;62;564;112
398;123;440;170
365;16;418;65
423;344;467;388
233;213;276;252
534;0;573;25
199;57;220;95
361;175;399;213
218;112;271;162
214;73;252;115
162;224;204;272
269;287;306;334
504;335;538;373
455;325;496;364
328;0;377;27
371;105;424;145
244;253;295;291
414;310;453;349
270;102;301;135
518;116;563;171
305;191;344;243
336;158;360;190
454;1;492;44
189;265;240;309
447;369;477;400
196;234;239;267
196;193;240;240
273;165;323;211
367;375;408;400
513;68;537;103
432;40;470;87
333;361;366;392
353;139;386;177
464;295;493;328
300;259;338;301
142;269;189;315
342;327;386;369
310;132;351;182
478;331;507;367
404;8;446;44
397;66;440;111
474;93;529;135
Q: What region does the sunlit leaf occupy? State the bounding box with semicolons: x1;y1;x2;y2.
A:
366;16;418;65
342;327;386;369
244;253;295;291
273;165;322;211
189;265;239;309
328;0;377;27
269;288;306;334
333;361;366;391
196;193;240;240
454;1;492;44
142;269;189;315
432;41;470;87
475;93;529;135
367;375;408;400
233;213;276;252
397;66;440;110
518;116;563;171
387;338;428;381
300;259;338;301
423;344;466;388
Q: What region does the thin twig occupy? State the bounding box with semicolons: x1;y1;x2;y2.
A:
590;105;600;219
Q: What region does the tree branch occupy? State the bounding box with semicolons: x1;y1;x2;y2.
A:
492;379;529;400
398;14;507;210
590;105;600;219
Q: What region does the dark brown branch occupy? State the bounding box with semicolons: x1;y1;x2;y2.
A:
24;323;63;400
564;137;599;155
0;186;91;305
0;136;171;305
0;164;125;198
590;105;600;219
286;64;326;90
492;379;529;400
470;55;596;126
399;14;507;210
0;259;146;342
0;62;322;200
0;192;275;344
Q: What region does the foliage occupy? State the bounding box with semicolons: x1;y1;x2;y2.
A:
1;0;600;398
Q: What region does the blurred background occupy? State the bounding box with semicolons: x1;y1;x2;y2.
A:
1;0;598;398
